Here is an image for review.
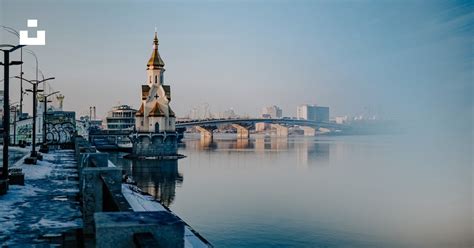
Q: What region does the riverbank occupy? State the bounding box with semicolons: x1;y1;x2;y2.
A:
0;149;82;246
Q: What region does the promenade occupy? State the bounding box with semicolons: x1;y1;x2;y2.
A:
0;149;82;246
0;142;211;247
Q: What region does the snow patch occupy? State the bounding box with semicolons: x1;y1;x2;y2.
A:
19;163;53;180
121;184;210;248
30;218;80;229
122;184;166;212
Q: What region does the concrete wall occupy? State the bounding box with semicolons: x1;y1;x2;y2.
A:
95;211;184;248
74;136;187;247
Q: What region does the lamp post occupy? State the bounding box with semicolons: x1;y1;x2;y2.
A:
0;26;39;117
15;76;54;164
9;104;19;146
39;91;59;153
0;44;24;194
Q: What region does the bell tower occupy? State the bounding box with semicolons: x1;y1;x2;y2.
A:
146;32;165;86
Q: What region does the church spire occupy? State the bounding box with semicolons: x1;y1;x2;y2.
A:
147;31;165;69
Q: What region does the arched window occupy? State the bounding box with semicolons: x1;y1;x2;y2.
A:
155;122;160;133
155;75;157;84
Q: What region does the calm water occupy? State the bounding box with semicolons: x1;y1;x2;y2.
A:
109;133;472;248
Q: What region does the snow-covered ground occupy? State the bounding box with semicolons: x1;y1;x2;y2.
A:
122;183;212;248
0;150;82;246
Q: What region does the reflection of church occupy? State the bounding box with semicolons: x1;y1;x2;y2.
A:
131;159;183;207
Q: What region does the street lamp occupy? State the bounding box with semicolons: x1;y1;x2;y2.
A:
15;76;54;164
39;91;59;153
0;44;24;195
0;26;39;116
9;103;19;146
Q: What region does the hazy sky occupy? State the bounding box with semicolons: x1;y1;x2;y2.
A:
0;0;472;126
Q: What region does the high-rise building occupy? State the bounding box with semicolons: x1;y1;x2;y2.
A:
261;105;282;118
297;104;329;122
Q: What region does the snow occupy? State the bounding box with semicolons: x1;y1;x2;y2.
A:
0;149;82;245
122;184;211;248
18;160;54;180
122;184;167;211
108;160;117;167
0;145;31;153
30;218;79;229
0;184;48;243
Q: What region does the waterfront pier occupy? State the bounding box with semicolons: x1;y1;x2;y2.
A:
0;138;212;247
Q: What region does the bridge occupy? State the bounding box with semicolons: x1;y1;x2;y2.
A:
88;118;349;145
176;118;348;139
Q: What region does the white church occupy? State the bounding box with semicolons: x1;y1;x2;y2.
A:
135;32;176;133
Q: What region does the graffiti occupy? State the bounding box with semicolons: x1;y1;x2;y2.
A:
46;122;75;144
45;111;76;144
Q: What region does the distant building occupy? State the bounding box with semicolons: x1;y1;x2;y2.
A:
255;106;282;132
104;105;137;130
297;104;329;122
335;116;348;124
261;105;282;119
216;108;238;119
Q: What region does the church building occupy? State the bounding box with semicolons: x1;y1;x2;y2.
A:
130;32;178;158
135;32;176;133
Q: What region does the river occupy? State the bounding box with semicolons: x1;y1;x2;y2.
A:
108;133;471;248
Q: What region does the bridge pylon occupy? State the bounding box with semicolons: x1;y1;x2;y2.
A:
301;126;316;136
271;124;289;137
231;124;252;139
195;126;216;140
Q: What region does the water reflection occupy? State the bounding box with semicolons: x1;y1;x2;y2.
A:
109;153;183;207
111;134;472;247
295;139;330;167
109;136;331;206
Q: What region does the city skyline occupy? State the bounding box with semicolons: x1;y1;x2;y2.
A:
0;0;471;130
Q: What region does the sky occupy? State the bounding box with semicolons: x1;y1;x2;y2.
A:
0;0;472;129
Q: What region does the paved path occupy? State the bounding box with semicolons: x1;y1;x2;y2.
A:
0;149;82;246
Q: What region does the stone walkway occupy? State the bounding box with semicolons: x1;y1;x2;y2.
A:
0;149;82;246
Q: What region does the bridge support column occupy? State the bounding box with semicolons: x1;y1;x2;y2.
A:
196;126;216;140
271;124;289;137
319;127;331;134
232;124;251;139
301;126;316;136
